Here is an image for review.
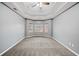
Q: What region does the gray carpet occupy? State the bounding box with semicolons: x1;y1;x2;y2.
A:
3;37;76;56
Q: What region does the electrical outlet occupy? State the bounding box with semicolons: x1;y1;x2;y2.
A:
69;42;74;47
72;43;74;47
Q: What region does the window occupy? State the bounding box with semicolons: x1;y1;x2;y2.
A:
27;20;49;34
34;21;43;32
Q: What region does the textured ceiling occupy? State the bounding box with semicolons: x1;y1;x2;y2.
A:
4;2;76;20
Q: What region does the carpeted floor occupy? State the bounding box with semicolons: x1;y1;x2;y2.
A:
3;37;76;56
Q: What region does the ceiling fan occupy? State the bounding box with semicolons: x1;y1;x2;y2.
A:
31;2;50;8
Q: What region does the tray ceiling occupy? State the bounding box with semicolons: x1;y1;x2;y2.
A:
4;2;76;20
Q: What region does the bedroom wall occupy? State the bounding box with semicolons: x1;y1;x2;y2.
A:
0;3;25;54
53;3;79;55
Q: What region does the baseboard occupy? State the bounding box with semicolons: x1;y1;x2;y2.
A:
0;36;25;56
52;37;79;56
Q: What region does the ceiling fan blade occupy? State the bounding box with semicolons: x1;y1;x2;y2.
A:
31;2;39;7
42;2;50;5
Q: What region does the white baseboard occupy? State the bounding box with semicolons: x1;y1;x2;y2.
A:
52;37;79;56
0;36;25;56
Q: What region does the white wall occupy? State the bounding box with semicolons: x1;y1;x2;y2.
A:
0;3;25;54
53;3;79;55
